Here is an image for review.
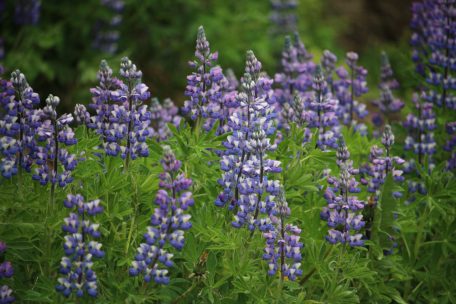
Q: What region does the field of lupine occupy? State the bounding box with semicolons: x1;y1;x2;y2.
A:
1;0;456;303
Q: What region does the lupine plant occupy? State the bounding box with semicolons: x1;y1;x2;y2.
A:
129;146;194;284
0;241;14;304
0;2;456;303
56;194;104;298
372;52;404;127
183;26;226;131
320;139;365;247
32;95;78;206
262;189;302;281
307;65;339;149
215;51;277;219
88;58;152;166
93;0;124;54
14;0;41;25
0;70;40;178
334;52;368;132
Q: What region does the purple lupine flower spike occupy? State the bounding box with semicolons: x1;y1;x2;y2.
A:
14;0;41;25
183;26;226;131
320;138;365;246
32;95;78;187
263;189;302;281
321;50;337;94
333;52;368;132
56;194;104;298
0;241;15;303
307;65;340;150
0;69;40;178
88;58;152;162
130;146;194;284
93;0;124;54
372;52;404;127
149;97;181;141
216;50;278;228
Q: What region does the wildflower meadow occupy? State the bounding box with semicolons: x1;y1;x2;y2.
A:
0;0;455;303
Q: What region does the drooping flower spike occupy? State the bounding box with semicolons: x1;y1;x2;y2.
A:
56;194;104;298
0;241;15;303
129;146;194;284
0;70;40;178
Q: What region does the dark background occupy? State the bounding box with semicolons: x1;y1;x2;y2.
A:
0;0;415;111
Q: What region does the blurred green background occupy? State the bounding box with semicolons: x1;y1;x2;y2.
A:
0;0;414;111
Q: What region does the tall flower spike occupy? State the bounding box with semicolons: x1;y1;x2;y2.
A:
269;0;298;35
56;194;104;298
372;52;404;127
320;138;365;246
130;146;194;284
0;241;15;303
333;52;368;132
88;60;123;145
92;0;124;54
403;93;436;166
0;70;40;178
183;26;225;130
273;33;315;131
321;50;338;94
307;65;340;150
263;189;303;281
88;58;152;163
215;51;277;222
32;95;78;188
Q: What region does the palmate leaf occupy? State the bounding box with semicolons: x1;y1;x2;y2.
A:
371;173;400;254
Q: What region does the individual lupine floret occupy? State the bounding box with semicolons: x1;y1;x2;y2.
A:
129;146;194;285
14;0;41;25
215;51;276;213
320;139;365;246
333;52;368;130
56;194;104;298
0;70;40;178
32;95;78;188
93;0;124;54
307;65;340;149
73;104;91;126
372;52;404;127
182;26;225;129
262;189;302;281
